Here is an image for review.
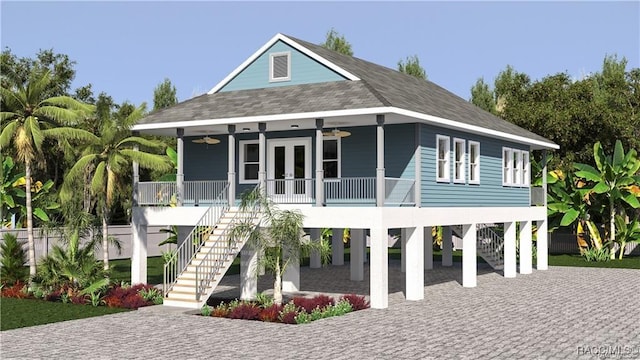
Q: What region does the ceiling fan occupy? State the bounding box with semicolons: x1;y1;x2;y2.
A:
322;128;351;138
191;135;220;145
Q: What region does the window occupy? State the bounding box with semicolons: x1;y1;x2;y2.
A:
323;137;340;178
513;150;522;186
468;141;480;184
269;52;290;82
436;135;450;182
503;147;513;185
453;138;465;183
239;140;259;183
522;151;530;186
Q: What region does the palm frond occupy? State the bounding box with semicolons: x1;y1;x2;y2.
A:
43;127;99;143
121;103;147;128
0;84;27;111
35;106;84;124
106;167;118;206
116;136;165;150
40;96;96;115
0;120;19;148
120;149;172;172
60;154;98;202
26;70;52;104
91;161;107;195
25;116;44;153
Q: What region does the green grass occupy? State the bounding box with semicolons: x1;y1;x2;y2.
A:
549;254;640;269
0;297;129;331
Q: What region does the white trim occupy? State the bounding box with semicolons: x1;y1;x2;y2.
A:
239;140;260;184
267;137;313;199
322;136;341;179
502;147;513;186
269;51;291;82
468;141;480;184
436;135;450;183
208;33;360;94
522;151;530;186
453;138;465;184
513;150;522;186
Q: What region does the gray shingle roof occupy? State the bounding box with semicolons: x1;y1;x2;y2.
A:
138;34;556;147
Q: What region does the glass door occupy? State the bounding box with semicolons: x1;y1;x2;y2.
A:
267;138;311;203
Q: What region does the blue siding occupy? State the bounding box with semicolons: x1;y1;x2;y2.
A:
419;124;530;207
184;136;228;181
219;41;346;92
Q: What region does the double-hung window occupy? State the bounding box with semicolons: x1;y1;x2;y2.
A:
522;152;530;186
453;138;465;183
468;141;480;184
323;137;340;178
239;140;260;184
436;135;450;182
513;150;522;186
503;147;513;185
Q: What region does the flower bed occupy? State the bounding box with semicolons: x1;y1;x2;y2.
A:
200;293;369;324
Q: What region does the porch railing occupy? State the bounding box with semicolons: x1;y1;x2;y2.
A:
137;180;227;206
384;177;415;206
530;187;545;206
264;178;315;204
324;177;376;205
184;180;229;206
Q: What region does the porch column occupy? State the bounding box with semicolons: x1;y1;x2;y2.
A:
350;228;364;281
370;226;388;309
542;150;548;206
462;223;477;288
405;227;424;301
227;125;236;206
519;220;533;274
332;228;344;266
176;128;185;206
258;122;266;193
401;228;407;272
130;210;147;285
442;226;453;266
309;228;321;268
376;114;385;207
282;244;300;292
424;226;433;270
132;131;139;207
536;219;549;270
315;118;324;206
503;222;517;278
240;245;257;300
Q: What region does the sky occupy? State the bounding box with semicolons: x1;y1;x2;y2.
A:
1;1;639;107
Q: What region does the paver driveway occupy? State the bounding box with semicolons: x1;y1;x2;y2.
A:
1;263;639;359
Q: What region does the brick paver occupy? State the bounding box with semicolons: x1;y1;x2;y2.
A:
1;263;639;359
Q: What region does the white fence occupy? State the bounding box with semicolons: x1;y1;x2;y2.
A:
0;225;172;261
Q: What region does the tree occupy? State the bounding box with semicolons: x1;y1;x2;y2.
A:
61;101;172;270
397;55;427;80
1;69;96;279
470;77;497;114
153;78;178;111
321;28;353;56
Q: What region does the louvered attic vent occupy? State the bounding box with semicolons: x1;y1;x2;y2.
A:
270;52;290;82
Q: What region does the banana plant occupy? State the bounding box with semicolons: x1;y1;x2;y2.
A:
1;155;25;227
614;215;640;260
14;178;60;226
574;141;640;259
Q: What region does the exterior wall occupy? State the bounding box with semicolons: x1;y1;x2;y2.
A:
184;136;228;180
420;123;530;207
219;40;346;92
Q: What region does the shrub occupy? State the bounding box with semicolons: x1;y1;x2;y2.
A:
339;294;369;311
295;311;311;324
255;292;274;307
259;304;282;322
279;310;298;324
309;307;324;321
292;294;335;313
103;283;154;309
0;281;29;298
228;302;261;320
583;247;610;262
138;287;163;305
71;295;87;305
212;302;229;318
0;233;28;285
201;305;212;316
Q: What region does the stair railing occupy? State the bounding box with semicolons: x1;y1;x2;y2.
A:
163;183;229;297
477;225;504;263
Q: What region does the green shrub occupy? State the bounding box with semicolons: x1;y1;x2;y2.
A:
201;305;212;316
294;311;311;324
255;291;273;307
0;233;28;285
583;247;610;262
138;287;163;305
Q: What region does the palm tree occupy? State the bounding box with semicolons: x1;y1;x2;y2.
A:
61;101;171;270
1;69;96;279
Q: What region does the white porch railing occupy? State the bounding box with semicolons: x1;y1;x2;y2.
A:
138;181;177;205
384;177;415;206
184;180;229;206
264;178;315;204
324;177;376;204
530;187;545;206
138;180;228;206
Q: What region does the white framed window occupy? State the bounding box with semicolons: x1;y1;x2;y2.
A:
322;137;341;179
453;138;465;183
239;140;260;184
468;141;480;184
513;150;522;186
436;135;450;182
269;52;291;82
503;147;513;186
522;151;530;186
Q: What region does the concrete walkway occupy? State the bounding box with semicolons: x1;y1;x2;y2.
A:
1;263;639;359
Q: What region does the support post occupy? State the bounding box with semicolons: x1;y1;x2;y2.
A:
228;125;236;206
332;228;344;266
424;226;433;270
240;245;257;300
405;227;424;300
176;128;184;206
132;131;139;207
282;245;300;292
370;227;388;309
542;150;548;206
258;122;266;194
350;229;364;281
315;118;324;207
376;114;385;207
442;226;453;266
503;222;517;278
462;223;477;287
131;211;147;285
519;220;533;274
309;228;321;268
536;219;549;270
401;228;407;273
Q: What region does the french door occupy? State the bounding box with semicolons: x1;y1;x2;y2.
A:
267;138;312;202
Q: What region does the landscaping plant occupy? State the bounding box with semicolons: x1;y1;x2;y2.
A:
0;232;28;284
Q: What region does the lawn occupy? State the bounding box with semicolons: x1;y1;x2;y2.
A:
0;297;129;331
549;254;640;269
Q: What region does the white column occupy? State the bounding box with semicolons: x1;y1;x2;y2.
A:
132;133;139;207
240;245;257;300
332;228;344;266
536;219;549;270
405;227;424;301
370;227;388;309
424;226;433;270
309;228;321;268
258;123;266;193
503;222;517;278
282;245;300;292
401;228;407;272
350;229;364;281
462;223;477;288
442;226;453;267
376;114;385;207
227;125;236;206
130;212;147;285
519;220;533;274
176;128;184;206
315;118;324;207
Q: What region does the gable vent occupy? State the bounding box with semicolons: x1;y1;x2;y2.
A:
270;52;290;81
